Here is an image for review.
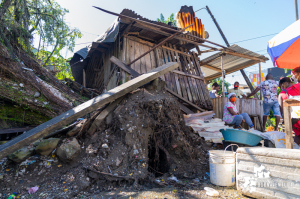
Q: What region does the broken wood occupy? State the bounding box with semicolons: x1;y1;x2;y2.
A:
179;103;194;114
0;62;179;160
87;96;125;135
0;127;35;135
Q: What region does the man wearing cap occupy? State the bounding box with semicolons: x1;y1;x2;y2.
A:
228;81;246;98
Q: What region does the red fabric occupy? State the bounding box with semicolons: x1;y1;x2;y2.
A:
282;83;300;136
276;38;300;69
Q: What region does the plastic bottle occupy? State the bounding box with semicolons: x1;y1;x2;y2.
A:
7;192;17;199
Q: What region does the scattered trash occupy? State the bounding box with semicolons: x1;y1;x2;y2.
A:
7;192;17;199
167;176;179;182
205;172;210;177
193;178;200;183
57;164;62;167
28;186;39;194
204;187;219;197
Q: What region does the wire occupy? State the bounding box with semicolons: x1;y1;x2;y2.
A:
195;7;206;13
230;33;278;44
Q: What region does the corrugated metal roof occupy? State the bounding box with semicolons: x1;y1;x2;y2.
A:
200;45;269;81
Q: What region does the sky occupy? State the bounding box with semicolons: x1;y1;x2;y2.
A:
40;0;299;86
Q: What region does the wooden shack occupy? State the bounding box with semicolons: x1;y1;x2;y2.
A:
72;9;213;112
71;7;269;113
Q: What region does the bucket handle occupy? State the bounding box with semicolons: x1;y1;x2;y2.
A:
224;144;239;154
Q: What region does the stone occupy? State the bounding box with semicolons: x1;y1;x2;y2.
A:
35;138;60;156
34;92;40;98
56;138;81;162
8;146;34;163
102;144;108;149
79;178;90;190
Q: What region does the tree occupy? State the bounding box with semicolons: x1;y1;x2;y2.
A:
157;13;177;26
0;0;81;66
209;77;230;95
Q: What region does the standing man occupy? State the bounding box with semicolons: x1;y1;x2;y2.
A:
247;74;280;131
228;81;246;98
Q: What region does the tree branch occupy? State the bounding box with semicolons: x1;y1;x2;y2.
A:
0;0;12;20
43;40;59;67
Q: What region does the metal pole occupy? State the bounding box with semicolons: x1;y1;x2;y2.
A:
259;62;262;100
221;55;225;96
206;6;230;47
206;5;258;98
296;0;299;21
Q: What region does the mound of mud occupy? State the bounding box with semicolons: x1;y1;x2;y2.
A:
82;88;209;185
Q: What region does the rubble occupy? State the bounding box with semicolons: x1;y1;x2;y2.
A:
7;147;34;163
35;138;60;156
56;138;81;162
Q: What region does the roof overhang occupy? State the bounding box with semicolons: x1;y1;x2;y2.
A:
200;45;269;82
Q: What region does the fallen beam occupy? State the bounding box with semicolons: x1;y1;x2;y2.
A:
0;62;179;160
172;70;204;80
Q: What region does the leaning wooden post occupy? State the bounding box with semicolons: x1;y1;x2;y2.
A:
221;55;224;96
283;101;293;149
259;62;262;100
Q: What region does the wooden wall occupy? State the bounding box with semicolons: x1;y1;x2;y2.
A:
85;35;213;111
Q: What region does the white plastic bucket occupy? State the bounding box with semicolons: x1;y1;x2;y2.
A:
209;145;237;186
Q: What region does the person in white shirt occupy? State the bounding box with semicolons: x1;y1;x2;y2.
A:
209;83;222;99
228;81;246;98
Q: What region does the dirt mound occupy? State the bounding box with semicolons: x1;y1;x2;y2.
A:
82;88;209;184
0;87;210;198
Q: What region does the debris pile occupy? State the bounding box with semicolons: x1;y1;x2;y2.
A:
0;84;211;198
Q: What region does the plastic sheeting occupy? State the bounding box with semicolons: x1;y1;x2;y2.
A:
94;17;120;43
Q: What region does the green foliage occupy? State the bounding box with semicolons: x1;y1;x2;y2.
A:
209;77;230;94
157;13;177;26
1;0;82;72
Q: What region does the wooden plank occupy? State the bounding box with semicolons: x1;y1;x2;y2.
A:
87;96;124;135
201;64;222;72
164;44;178;94
161;45;192;57
133;40;141;73
154;47;165;81
180;47;198;103
161;47;173;91
110;56;140;78
143;44;152;73
149;49;156;70
172;45;188;100
0;62;179;160
179;103;194;114
283;105;293;149
139;43;147;74
171;70;204;81
167;44;182;97
0;127;35;135
128;39;136;75
166;88;206;112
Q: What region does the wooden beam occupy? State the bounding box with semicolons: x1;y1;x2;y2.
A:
0;127;35;135
178;103;194;114
110;56;140;77
283;104;293;149
0;62;179;160
201;64;222;72
161;46;192;57
171;70;204;81
166;88;206;112
224;51;267;62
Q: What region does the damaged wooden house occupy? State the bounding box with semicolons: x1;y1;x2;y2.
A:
70;6;268;113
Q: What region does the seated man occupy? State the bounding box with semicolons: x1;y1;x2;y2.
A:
209;82;222;99
223;93;254;129
228;81;246;98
